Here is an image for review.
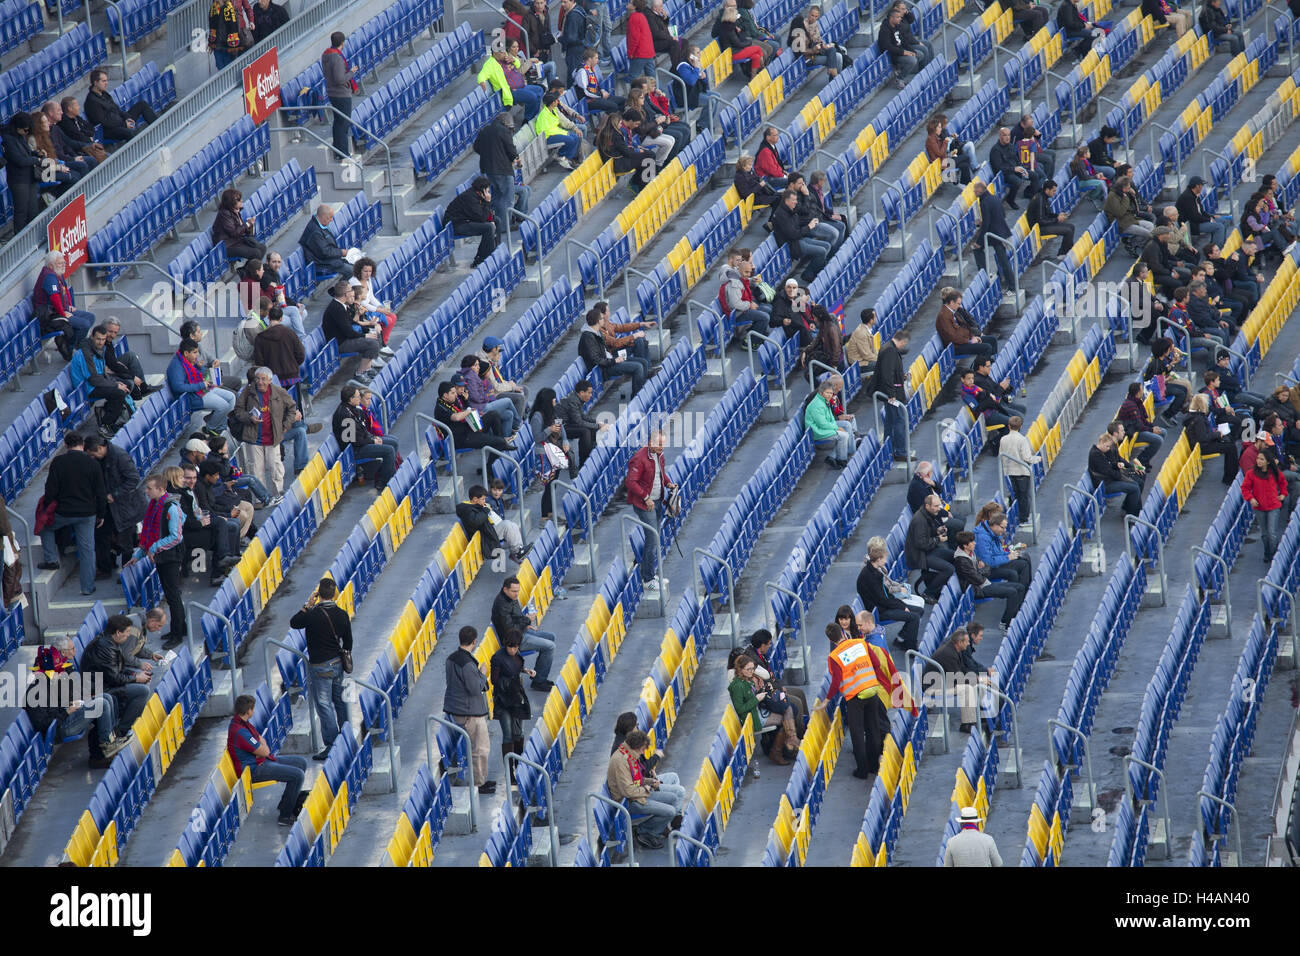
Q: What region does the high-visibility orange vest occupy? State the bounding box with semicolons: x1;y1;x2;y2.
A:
831;639;882;700
866;640;917;715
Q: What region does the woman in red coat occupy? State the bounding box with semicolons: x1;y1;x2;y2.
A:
626;0;657;78
1241;451;1288;561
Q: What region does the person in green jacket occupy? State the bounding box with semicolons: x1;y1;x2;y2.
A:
534;90;583;169
729;653;800;765
804;380;854;468
728;654;763;732
477;49;545;121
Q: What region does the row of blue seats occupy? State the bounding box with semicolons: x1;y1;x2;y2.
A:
109;60;178;121
409;85;500;183
0;23;105;121
387;765;452;865
89;116;270;282
0;299;40;391
169;158;318;288
351;23;484;150
373;246;526;433
373;212;453;311
789;50;892;174
0;0;43;59
576;133;726;292
1109;584;1210;866
559;339;705;539
280;0;445;124
276;725;373;866
171;682;289;867
643;366;767;563
1053;12;1145;119
720;50;809;146
106;0;185;47
0;363;96;502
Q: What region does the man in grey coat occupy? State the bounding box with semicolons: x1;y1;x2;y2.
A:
443;626;496;794
321;31;358;159
944;806;1002;866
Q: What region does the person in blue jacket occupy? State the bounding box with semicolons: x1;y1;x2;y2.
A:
166;339;234;436
973;504;1031;588
69;325;135;438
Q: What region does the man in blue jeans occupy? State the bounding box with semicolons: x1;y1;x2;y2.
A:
289;577;353;760
37;432;105;595
473;112;532;247
322;31;359;159
492;577;555;691
227;693;308;826
626;429;675;591
874;329;913;462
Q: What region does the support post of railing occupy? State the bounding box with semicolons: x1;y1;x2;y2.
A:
506;751;559;866
694;547;739;651
764;581;809;686
416;413;458;502
264;636;322;752
1062;482;1100;539
1192;545;1233;640
565;235;606;299
621;511;664;600
5;507;39;637
908;648;948;754
1001;453;1039;544
427;714;478;832
1258;578;1297;670
1196;789;1243;865
1124;514;1167;606
983;683;1022;788
553;478;597;581
350;675;399;793
1048;716;1096;820
511;208;551;291
669;829;716;866
189;600;238;698
746;329;790;419
587;791;637;866
481;445;529;535
1123;753;1173;859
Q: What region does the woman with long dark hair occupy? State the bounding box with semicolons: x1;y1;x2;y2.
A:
212;187;267;263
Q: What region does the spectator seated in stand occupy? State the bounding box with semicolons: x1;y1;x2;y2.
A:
84;68;157;144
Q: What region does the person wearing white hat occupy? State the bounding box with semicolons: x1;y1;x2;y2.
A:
943;807;1002;866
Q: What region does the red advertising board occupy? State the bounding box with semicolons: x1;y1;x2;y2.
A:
242;46;282;124
47;192;88;276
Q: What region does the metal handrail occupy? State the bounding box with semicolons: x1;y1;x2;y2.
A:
5;506;39;637
694;547;739;650
871;179;909;258
553;477;596;575
276;105;398;228
76;286;188;343
506;751;558;866
481;445;529;533
621;512;663;595
934;416;976;511
565;235;607;298
1063;481;1100;539
350;674;399;793
510;208;552;291
1124;514;1167;606
1200;146;1243;226
625;264;666;330
982;682;1022;788
1046;65;1079;145
263;636;322;752
1124;753;1172;855
415;413;458;494
1192;544;1233;639
1047;716;1095;812
669;829;716;866
983;232;1020;302
763;581;808;686
907;648;948;754
427;714;477;832
745;328;790;418
814;148;852;212
189;601;236;692
586;791;638;866
1258;578;1297;654
1196;788;1243;864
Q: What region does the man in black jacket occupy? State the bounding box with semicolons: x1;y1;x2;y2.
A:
1176;176;1228;248
876;1;932;87
456;484;507;559
1141;229;1191;295
1027;180;1075;260
37;432;106;595
973;180;1016;291
772;189;832;283
289;577;353;759
443;625;496;793
1187;280;1232;346
1199;0;1243;54
2;113;42;232
928;628;983;732
857;541;921;648
432;379;514;454
578;308;647;393
84;69;156;142
299;205;352;278
474;114;531;246
334;383;398;489
555;380;608;465
84;436;145;578
178;463;240;583
1089;432;1141;515
491;576;555;690
251;0;290;42
971;356;1028;416
953;531;1025;633
874;328;912;462
445;176;499;268
41;100;97;177
322;281;381;382
988;127;1039;209
101;320;156;399
81;614;152;737
905;494;957;597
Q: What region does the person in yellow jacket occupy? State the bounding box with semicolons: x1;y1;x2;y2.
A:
535;90;584;169
826;622;890;781
477;48;545;121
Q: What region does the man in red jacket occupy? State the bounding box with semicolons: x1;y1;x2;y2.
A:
626;428;676;591
626;0;657;77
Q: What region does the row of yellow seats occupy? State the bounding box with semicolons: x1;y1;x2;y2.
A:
1155;432;1203;507
387;809;437;866
690;704;756;844
618;159;698;253
1027;798;1066;863
1024;25;1065;76
1023;344;1103;477
541;592;628;762
165;752;257;867
563;152;618;216
768;702;844;866
848;729;919;866
908;349;946;416
658;187;755;295
976;2;1015;46
640;626;703;755
65;694;188;866
699;40;733;88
